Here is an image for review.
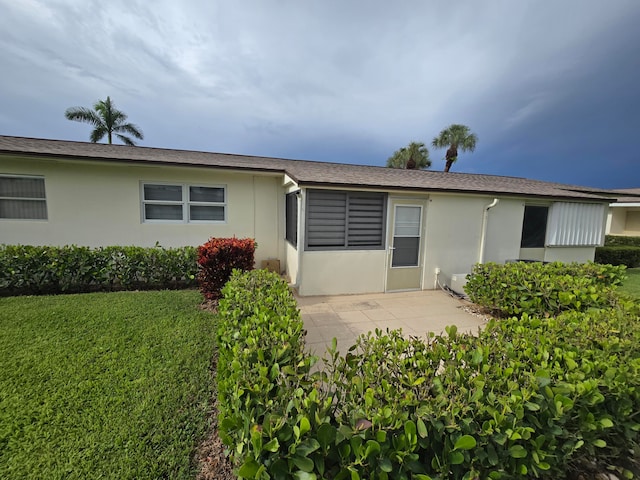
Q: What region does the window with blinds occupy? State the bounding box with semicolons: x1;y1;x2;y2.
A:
0;175;47;220
305;189;386;250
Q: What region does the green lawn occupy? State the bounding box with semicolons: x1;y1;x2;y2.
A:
0;290;215;480
620;268;640;299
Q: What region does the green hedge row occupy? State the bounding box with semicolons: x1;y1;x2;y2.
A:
596;246;640;268
605;235;640;247
598;236;640;267
463;261;626;317
0;244;198;296
216;268;640;480
216;269;322;478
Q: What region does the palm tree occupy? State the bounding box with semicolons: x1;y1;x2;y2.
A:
386;141;431;170
431;124;478;172
65;96;144;146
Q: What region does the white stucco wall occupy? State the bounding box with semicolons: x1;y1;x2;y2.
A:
0;157;284;266
298;250;387;296
422;194;487;288
543;247;596;263
483;199;525;263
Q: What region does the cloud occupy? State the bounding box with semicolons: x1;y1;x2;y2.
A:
0;0;639;186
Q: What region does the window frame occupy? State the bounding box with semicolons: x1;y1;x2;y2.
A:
0;174;48;221
285;191;298;247
304;189;387;251
390;204;423;268
141;182;226;224
520;204;549;248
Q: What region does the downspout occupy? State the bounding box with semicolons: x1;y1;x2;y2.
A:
479;198;499;264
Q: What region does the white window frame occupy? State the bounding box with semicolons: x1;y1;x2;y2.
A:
0;174;48;221
390;204;423;268
141;182;227;224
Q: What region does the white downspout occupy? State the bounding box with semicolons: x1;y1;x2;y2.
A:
479;198;499;264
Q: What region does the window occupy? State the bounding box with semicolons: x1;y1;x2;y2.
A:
285;192;298;247
142;183;225;223
391;205;421;267
521;205;548;248
305;189;386;250
0;175;47;220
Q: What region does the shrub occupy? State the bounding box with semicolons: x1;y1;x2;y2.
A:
216;270;640;480
605;235;640;247
0;244;198;296
464;261;626;317
216;270;326;478
197;237;256;300
596;246;640;268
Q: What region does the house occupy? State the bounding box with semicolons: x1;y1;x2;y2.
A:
0;135;614;296
606;188;640;236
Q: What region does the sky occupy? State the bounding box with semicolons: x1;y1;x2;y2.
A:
0;0;639;189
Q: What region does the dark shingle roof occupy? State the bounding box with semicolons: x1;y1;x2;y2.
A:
0;135;618;202
610;188;640;203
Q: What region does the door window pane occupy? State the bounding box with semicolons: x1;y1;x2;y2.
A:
394;206;421;236
392;237;420;267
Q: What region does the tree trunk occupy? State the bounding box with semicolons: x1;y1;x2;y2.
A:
444;160;454;172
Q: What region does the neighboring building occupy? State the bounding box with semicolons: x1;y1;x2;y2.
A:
606;188;640;237
0;135;613;296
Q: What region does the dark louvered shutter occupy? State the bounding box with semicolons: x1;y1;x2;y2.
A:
306;190;347;247
347;193;385;247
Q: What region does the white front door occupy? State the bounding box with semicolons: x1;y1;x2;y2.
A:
386;199;426;291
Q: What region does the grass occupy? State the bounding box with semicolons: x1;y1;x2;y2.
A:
0;290;215;480
619;268;640;299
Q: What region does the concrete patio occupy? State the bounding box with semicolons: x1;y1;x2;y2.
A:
297;289;488;357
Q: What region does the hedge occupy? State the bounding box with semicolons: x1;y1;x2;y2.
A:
604;235;640;247
596;246;640;268
215;267;640;480
0;244;198;296
597;236;640;267
463;261;626;317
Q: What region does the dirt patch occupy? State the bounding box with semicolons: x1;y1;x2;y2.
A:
193;307;236;480
194;400;235;480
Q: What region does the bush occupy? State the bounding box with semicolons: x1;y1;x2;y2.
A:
0;244;198;296
197;237;256;300
464;261;626;317
323;305;640;479
605;235;640;247
596;246;640;268
216;270;324;478
216;270;640;480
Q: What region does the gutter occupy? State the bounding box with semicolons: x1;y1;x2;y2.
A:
478;198;499;264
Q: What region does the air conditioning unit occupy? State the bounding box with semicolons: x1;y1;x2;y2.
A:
450;273;470;296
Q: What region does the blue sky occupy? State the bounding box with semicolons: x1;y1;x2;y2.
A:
0;0;638;188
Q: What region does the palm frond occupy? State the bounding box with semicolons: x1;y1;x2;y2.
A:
115;134;136;146
66;96;143;145
89;125;108;143
113;123;144;140
64;107;104;127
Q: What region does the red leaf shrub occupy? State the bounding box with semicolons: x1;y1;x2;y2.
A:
197;237;256;300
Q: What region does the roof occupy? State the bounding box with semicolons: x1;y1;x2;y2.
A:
609;188;640;204
0;135;618;202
